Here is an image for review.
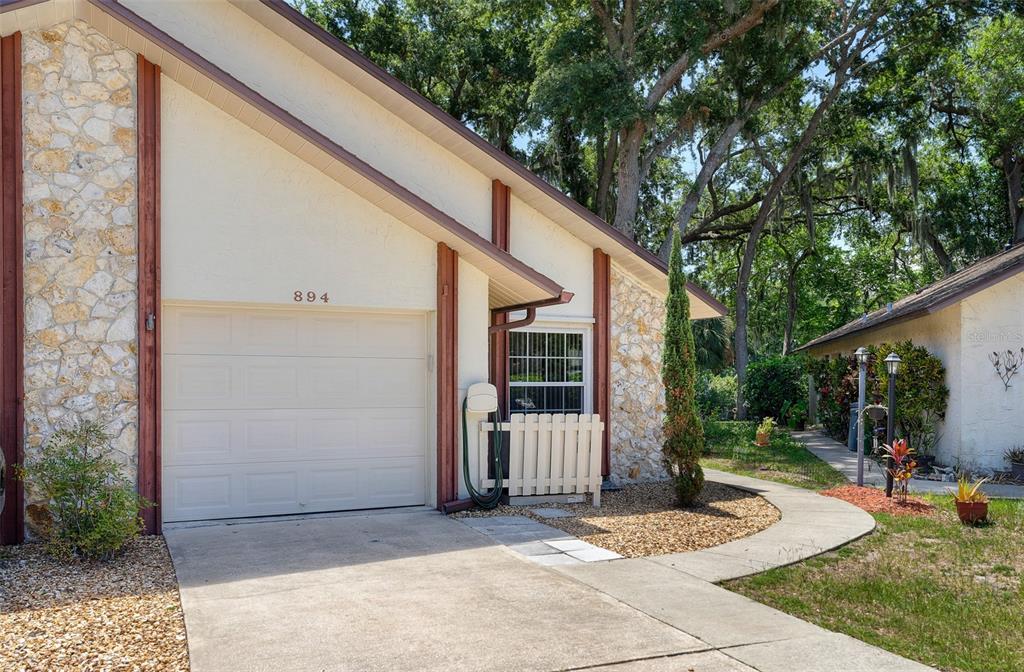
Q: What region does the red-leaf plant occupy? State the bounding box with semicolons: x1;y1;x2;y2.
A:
881;439;917;504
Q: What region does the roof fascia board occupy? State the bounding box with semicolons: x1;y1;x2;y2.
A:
76;0;563;305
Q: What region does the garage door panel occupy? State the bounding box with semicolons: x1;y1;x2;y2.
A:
166;355;424;410
163;457;426;522
164;408;426;466
162;305;428;523
164;306;426;358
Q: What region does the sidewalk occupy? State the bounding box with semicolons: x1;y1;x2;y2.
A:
792;430;1024;498
459;469;932;671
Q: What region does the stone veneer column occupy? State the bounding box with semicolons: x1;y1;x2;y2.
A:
21;21;139;482
610;264;667;483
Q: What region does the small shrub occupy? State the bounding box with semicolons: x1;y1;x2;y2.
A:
757;416;777;436
743;355;807;421
697;369;737;420
16;421;148;560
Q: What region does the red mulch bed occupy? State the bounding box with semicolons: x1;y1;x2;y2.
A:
821;485;936;516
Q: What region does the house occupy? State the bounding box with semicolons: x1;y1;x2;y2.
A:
799;242;1024;473
0;0;725;543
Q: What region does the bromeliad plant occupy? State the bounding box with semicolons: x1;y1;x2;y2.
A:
881;439;916;504
951;475;989;524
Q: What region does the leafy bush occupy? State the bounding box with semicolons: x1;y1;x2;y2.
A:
872;341;949;456
743;355;807;421
809;340;948;454
807;355;859;441
697;369;737;420
16;422;147;560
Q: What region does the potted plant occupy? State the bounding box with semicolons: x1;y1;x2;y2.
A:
951;475;989;525
755;416;776;447
1004;446;1024;480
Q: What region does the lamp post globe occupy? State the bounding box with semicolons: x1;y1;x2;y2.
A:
884;352;902;375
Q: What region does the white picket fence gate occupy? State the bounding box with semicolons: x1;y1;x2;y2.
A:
477;413;605;506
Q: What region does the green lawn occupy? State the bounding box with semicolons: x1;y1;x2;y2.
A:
726;496;1024;672
703;420;846;490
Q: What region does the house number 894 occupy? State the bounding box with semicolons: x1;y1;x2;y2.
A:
294;290;329;304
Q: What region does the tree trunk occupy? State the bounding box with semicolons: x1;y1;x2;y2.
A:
1004;151;1024;243
596;131;617;221
922;228;954;275
612;121;646;236
781;250;811;356
659;116;747;259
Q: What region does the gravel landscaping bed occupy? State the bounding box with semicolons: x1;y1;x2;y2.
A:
455;480;780;557
0;537;188;671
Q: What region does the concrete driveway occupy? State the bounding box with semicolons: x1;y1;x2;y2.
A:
165;510;728;672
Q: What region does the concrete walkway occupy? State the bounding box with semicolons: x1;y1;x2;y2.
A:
793;430;1024;498
652;469;875;581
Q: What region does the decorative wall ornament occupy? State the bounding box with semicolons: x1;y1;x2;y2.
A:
989;348;1024;391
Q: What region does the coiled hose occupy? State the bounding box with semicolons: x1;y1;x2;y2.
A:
461;396;504;508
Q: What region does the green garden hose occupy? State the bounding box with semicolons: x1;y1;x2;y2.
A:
461;397;504;508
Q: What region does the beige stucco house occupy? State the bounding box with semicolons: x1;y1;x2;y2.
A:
0;0;724;542
800;243;1024;474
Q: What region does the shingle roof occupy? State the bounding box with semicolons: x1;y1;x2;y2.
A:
797;242;1024;351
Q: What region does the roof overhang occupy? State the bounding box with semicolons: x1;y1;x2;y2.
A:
2;0;565;308
797;256;1024;353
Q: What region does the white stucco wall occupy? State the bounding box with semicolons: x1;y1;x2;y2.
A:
509;195;593;319
808;305;963;469
124;0;493;241
959;274;1024;471
161;77;436;310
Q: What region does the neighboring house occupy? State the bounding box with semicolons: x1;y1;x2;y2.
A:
0;0;725;542
799;242;1024;474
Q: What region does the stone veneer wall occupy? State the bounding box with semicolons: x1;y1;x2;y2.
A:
21;21;139;482
610;264;667;483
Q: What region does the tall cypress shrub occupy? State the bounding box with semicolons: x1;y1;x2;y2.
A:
662;231;705;506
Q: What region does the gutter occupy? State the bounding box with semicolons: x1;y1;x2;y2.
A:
488;291;575;334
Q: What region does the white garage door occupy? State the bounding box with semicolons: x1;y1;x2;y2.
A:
161;305;428;523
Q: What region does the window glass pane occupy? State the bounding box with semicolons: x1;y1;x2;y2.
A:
564;386;583;414
566;333;583;357
547;357;565;382
510;386;542;412
546;333;565;357
528;332;546;357
566;358;584;382
510;331;527;356
545;387;563;412
510;357;528;382
527;358;544;382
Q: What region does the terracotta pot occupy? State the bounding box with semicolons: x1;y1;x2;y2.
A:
755;431;771;447
956;500;988;524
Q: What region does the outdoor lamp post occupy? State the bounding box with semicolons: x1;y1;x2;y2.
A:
884;352;902;497
854;347;869;487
